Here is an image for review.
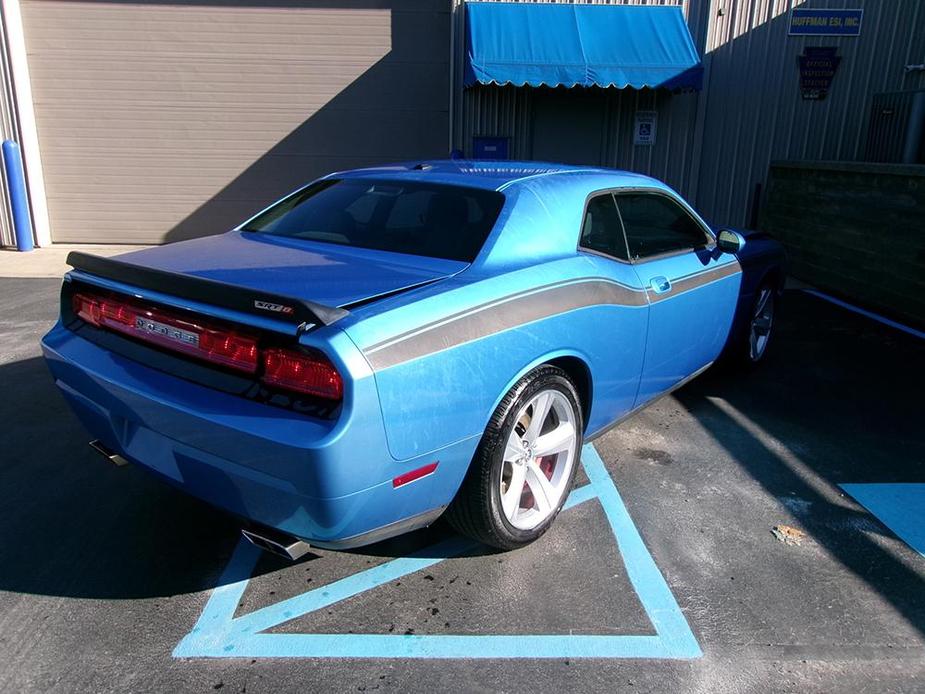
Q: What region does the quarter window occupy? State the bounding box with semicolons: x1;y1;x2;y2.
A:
579;194;629;261
616;193;710;259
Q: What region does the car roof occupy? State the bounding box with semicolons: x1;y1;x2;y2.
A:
328;159;663;193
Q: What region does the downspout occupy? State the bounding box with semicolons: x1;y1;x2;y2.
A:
687;0;717;211
449;0;467;155
448;0;457;155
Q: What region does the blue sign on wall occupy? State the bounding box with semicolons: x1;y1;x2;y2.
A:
789;9;862;36
473;136;509;160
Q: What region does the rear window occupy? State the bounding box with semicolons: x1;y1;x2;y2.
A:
241;179;505;263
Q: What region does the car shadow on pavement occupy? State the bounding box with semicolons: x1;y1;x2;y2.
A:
0;355;246;599
0;355;478;600
675;290;925;638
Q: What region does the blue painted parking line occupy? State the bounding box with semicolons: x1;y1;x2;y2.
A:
802;289;925;340
174;444;701;659
841;483;925;558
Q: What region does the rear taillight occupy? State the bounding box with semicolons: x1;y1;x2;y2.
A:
70;290;343;402
72;292;102;326
262;348;343;401
71;291;259;374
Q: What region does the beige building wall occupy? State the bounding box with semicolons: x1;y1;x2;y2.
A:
21;0;450;244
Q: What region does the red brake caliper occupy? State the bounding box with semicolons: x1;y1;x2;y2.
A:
519;455;555;510
537;455;556;480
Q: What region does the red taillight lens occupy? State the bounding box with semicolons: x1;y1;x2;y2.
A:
71;290;342;401
99;297;136;329
71;290;259;373
72;293;102;326
198;329;259;372
262;348;343;401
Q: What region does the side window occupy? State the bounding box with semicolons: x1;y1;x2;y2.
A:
616;193;710;260
579;194;629;261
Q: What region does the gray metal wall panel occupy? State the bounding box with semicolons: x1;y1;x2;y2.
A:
695;0;925;226
457;0;704;198
457;0;925;227
22;0;450;244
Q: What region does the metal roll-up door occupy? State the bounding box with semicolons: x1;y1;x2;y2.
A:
20;0;449;244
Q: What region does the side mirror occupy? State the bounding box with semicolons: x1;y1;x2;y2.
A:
717;229;746;255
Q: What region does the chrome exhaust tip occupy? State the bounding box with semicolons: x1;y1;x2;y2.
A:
89;439;129;467
241;528;312;561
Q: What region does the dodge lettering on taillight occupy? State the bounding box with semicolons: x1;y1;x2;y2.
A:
134;316;200;347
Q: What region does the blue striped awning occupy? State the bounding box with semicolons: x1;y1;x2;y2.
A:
464;2;703;91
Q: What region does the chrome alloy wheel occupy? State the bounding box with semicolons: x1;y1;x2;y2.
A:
749;287;775;362
499;389;578;530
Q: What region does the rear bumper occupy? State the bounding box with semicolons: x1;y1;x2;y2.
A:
41;322;477;546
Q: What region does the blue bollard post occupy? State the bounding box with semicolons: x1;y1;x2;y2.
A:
2;139;34;252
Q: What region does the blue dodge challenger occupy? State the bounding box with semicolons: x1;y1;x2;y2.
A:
41;161;784;555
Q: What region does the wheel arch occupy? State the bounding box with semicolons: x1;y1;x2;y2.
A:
760;265;785;295
485;350;594;434
546;355;593;428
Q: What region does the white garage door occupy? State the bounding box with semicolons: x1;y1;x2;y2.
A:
21;0;449;244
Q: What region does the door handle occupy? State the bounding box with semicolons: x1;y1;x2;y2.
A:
650;276;671;294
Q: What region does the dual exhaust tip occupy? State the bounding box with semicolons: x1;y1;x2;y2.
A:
241;528;313;561
90;440;311;562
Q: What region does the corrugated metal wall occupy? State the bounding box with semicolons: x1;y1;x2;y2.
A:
697;0;925;227
455;0;707;203
456;0;925;227
21;0;450;244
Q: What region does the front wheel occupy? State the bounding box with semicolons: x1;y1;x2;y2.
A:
445;365;583;550
722;280;778;370
746;283;776;364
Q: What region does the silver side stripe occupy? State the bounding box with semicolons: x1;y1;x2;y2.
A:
363;277;644;371
646;260;741;303
363;262;741;371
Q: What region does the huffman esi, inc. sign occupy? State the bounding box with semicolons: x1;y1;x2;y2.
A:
789;8;863;37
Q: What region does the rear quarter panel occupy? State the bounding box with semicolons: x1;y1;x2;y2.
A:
344;254;648;463
341;174;656;464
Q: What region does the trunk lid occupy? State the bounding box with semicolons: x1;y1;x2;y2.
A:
111;231;466;309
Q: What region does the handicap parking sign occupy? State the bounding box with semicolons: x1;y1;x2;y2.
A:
634;111;657;146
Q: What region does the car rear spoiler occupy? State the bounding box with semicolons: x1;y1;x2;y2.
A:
65;251;349;329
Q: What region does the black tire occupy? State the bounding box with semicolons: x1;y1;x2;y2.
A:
445;365;583;550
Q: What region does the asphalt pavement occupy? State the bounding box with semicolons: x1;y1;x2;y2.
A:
0;277;922;693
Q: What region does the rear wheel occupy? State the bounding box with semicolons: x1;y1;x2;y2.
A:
446;366;583;550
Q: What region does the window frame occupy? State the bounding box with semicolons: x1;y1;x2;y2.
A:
577;191;632;263
612;188;716;263
576;186;716;265
236;177;507;264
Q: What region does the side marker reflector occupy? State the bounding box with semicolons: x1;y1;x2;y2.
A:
393;462;438;488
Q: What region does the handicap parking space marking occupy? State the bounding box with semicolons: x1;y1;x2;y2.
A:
841;483;925;558
801;289;925;340
173;444;701;659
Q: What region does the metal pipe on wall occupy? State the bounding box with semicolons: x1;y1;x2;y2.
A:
2;139;32;250
902;91;925;164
